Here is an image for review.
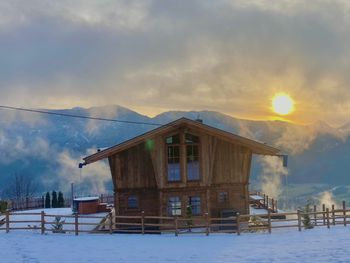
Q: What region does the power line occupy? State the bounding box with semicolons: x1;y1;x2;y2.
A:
0;105;162;127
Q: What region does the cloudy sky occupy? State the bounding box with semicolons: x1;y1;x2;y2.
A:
1;0;350;126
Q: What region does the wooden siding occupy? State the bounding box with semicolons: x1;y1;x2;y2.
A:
110;143;157;190
107;123;262;217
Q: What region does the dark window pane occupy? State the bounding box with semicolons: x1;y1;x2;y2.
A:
166;134;180;144
188;196;201;215
218;192;229;203
187;144;200;180
185;134;199;144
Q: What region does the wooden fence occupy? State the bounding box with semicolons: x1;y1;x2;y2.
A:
0;201;349;236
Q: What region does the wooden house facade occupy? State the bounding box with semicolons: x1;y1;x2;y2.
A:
82;118;280;218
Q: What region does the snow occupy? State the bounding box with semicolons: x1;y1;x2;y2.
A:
250;195;264;201
73;197;99;201
1;226;350;262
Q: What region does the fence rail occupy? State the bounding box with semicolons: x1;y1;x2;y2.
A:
1;201;349;236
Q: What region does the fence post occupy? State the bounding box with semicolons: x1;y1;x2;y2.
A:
141;211;145;235
267;210;272;234
109;212;113;234
5;210;9;233
174;216;178;237
332;204;335;226
326;208;330;229
297;210;302;232
205;212;209;236
41;211;45;235
322;204;326;225
313;205;317;226
343;201;347;226
236;213;241;236
263;194;266;206
266;195;269;209
75;213;79;236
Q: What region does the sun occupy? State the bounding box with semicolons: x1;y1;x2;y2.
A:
272;93;295;115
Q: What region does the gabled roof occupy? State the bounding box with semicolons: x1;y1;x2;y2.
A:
83;117;280;164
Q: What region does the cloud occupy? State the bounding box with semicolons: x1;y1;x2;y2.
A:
55;149;111;194
1;1;350;125
259;156;288;200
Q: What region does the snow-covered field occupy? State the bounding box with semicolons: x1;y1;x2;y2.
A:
1;226;350;263
1;208;108;232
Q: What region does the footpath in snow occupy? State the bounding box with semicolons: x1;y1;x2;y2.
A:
0;226;350;263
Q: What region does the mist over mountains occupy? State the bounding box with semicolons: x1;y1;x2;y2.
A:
0;105;349;202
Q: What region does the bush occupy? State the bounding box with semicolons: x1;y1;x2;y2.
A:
51;216;66;233
301;202;314;229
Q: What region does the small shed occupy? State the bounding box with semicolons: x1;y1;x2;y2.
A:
72;197;99;214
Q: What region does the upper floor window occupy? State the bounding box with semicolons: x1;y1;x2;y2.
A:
166;134;181;182
186;134;200;181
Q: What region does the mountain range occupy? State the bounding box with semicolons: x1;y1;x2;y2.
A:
1;105;349;206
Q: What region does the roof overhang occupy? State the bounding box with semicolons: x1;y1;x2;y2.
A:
83;117;281;165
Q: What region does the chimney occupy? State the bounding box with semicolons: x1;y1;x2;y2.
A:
195;118;203;123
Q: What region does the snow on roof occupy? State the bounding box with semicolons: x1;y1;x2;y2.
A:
73;197;99;201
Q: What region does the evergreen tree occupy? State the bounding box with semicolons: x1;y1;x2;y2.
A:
186;205;193;232
57;191;65;208
302;202;314;229
45;192;51;208
52;191;58;208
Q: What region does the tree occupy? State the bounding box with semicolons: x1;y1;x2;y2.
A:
52;191;58;208
3;173;37;200
45;192;51;208
186;205;193;232
58;191;65;208
301;202;314;229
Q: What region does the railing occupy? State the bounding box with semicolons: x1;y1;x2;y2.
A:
250;191;278;212
1;201;349;236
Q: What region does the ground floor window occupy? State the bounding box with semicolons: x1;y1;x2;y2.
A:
127;196;138;209
168;196;182;216
188;196;201;215
218;192;229;203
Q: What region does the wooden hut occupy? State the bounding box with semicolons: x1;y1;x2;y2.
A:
82;118;280;218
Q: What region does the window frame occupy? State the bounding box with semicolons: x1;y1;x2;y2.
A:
166;133;182;182
167;196;182;216
188;196;201;216
126;195;139;209
218;191;229;204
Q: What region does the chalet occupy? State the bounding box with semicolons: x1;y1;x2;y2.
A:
82;118;280;218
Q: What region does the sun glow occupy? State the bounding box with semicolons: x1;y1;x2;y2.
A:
272;93;295;115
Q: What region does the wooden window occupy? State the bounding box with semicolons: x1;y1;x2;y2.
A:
127;196;138;209
188;196;201;215
218;192;229;203
168;196;182;216
166;134;181;182
186;133;200;181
